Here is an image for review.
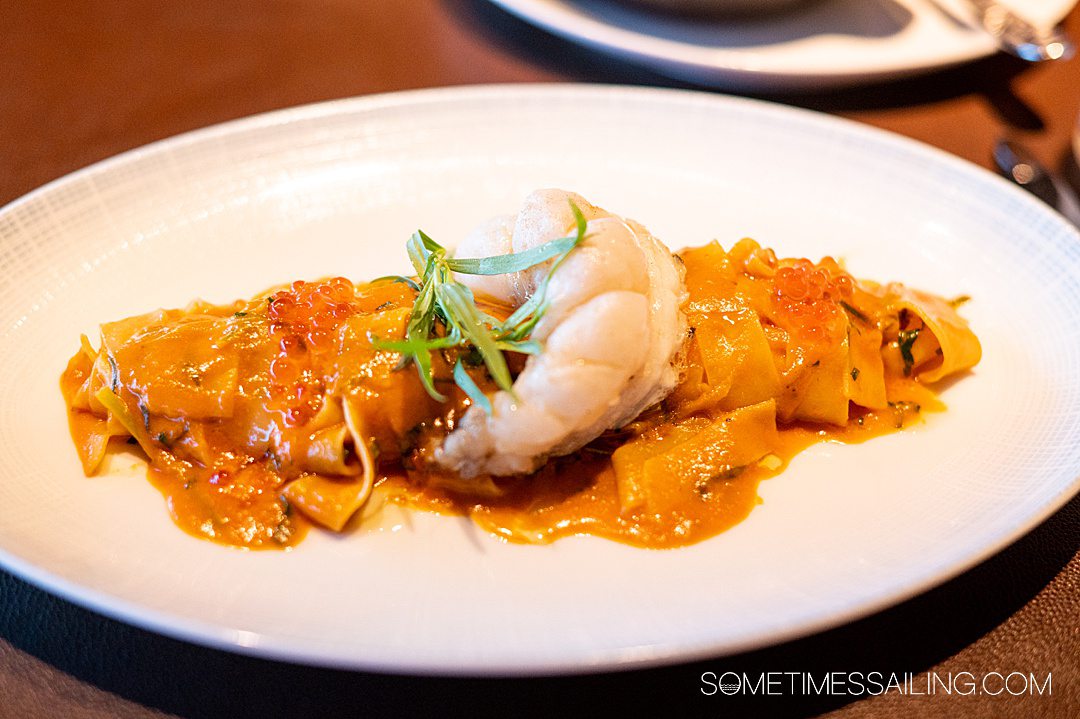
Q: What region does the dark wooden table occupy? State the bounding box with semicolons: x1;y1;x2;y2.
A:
3;2;1078;716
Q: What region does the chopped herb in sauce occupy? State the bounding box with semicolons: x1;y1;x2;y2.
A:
180;362;203;387
107;354;120;392
271;522;292;545
888;400;921;428
839;300;871;325
695;465;747;499
898;328;921;376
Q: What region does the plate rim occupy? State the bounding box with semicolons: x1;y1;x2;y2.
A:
1;83;1079;675
2;82;1066;221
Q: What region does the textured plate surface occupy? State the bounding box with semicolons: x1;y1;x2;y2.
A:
0;85;1078;675
487;0;1075;89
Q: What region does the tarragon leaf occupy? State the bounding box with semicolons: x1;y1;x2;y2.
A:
416;229;444;255
436;282;513;393
446;235;578;275
495;339;542;355
453;359;492;415
406;232;431;277
369;275;421;291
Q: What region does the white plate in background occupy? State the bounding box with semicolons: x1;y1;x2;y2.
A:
487;0;1076;89
0;85;1078;674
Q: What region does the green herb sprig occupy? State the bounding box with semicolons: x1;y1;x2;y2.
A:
373;201;589;411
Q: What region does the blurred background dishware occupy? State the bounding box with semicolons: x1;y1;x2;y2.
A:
483;0;1077;89
621;0;813;15
933;0;1075;60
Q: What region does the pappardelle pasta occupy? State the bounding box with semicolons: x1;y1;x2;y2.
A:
61;190;981;549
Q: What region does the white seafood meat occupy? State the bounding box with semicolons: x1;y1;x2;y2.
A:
433;189;687;477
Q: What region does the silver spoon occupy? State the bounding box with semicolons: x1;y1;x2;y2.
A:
993;139;1080;227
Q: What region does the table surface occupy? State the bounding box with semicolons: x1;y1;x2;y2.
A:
3;1;1078;716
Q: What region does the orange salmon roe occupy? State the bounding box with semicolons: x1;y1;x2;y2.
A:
771;258;854;340
267;277;360;426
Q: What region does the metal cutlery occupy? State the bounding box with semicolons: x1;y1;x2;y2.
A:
941;0;1074;61
993;139;1080;228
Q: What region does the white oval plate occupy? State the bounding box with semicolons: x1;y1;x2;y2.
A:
487;0;1075;89
0;85;1078;675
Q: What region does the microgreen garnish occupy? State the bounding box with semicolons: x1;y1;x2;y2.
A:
453;359;492;415
373;201;588;410
369;275;422;291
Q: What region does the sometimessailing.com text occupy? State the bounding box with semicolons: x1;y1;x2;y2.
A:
700;671;1052;698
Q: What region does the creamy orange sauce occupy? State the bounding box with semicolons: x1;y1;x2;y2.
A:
371;381;938;549
61;240;975;550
